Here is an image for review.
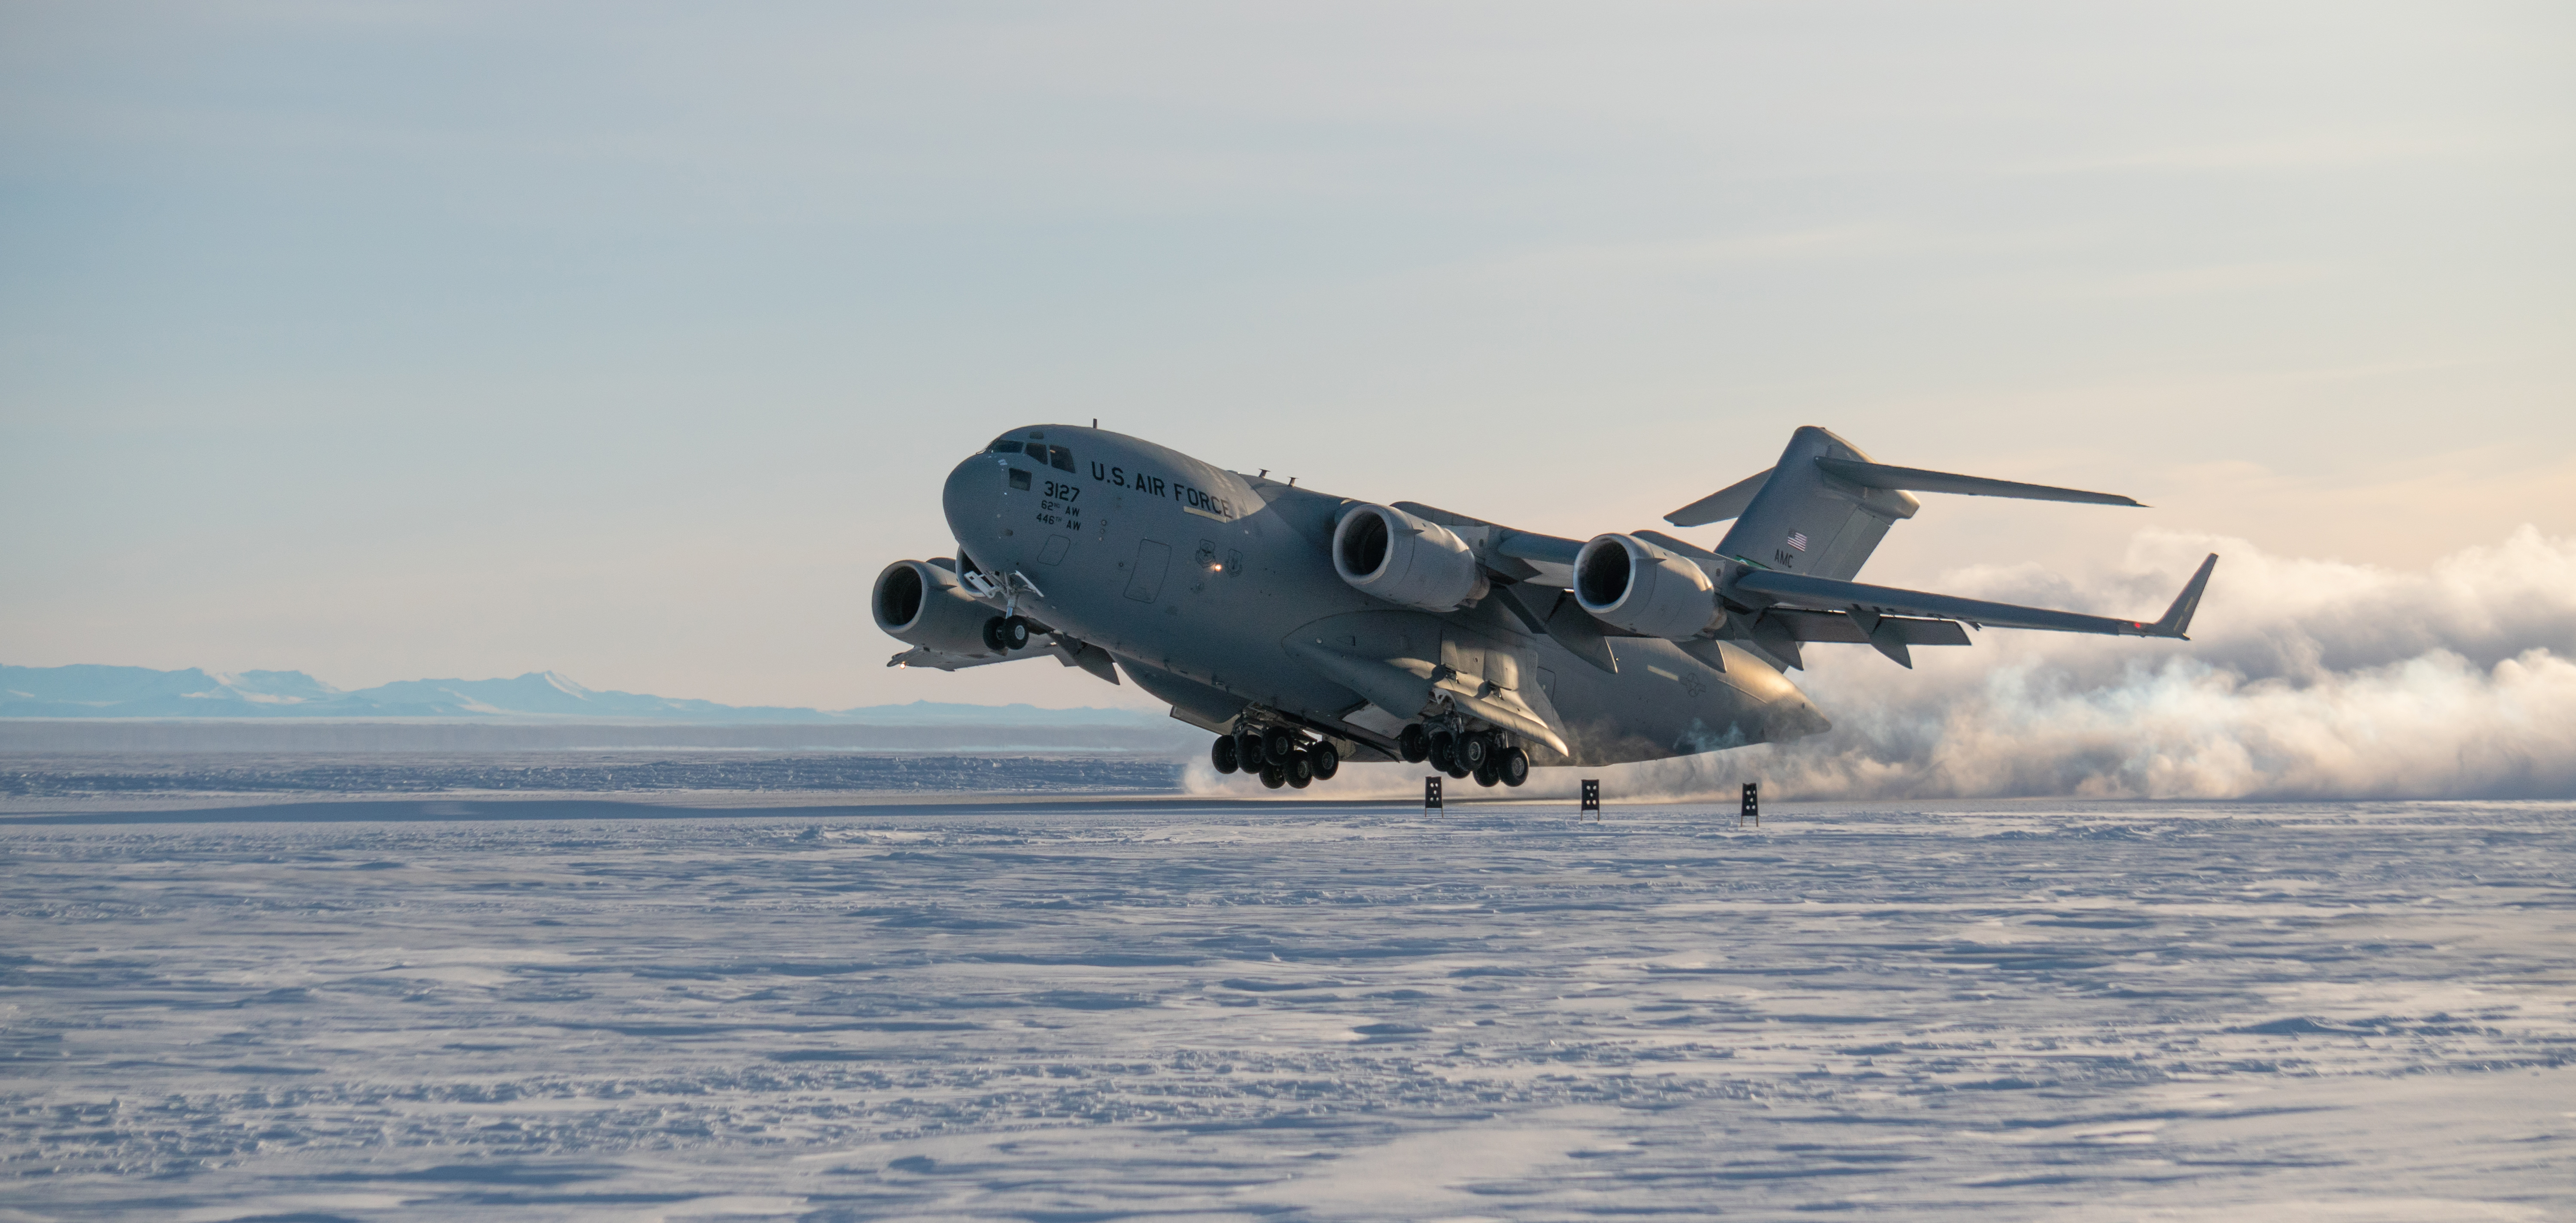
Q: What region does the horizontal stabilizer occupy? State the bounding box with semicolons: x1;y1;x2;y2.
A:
1665;467;1774;527
1814;457;2143;507
1733;555;2218;639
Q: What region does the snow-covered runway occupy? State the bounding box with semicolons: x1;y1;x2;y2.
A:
4;799;2570;1220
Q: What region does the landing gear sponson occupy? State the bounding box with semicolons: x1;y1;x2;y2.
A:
976;605;1531;795
1214;714;1530;790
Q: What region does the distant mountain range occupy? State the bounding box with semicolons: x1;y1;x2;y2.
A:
0;664;1158;725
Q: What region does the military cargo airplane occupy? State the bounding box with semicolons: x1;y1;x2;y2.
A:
873;424;2216;791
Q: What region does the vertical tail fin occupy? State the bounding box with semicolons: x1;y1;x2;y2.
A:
1696;427;1919;581
1667;426;2150;583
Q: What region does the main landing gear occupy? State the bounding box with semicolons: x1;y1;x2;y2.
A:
1210;725;1342;790
1399;722;1528;789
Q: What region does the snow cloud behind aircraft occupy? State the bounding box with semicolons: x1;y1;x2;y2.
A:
1192;526;2576;800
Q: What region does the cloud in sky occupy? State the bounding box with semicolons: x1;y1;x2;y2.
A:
0;2;2568;710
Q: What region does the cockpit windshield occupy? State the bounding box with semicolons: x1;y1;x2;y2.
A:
989;435;1074;471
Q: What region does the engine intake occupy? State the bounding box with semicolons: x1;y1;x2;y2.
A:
1573;534;1718;639
872;559;995;655
1332;503;1488;613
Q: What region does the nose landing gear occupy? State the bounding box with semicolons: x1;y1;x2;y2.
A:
982;615;1033;653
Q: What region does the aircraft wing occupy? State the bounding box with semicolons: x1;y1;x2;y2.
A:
1730;553;2218;640
1490;531;1582;585
888;637;1122;683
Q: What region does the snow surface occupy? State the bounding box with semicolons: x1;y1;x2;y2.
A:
0;665;1171;726
3;799;2570;1221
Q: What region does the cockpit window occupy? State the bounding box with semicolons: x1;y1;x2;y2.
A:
1008;468;1032;491
988;439;1022;454
1047;445;1075;472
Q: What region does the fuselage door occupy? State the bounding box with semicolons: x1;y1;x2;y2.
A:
1125;539;1172;603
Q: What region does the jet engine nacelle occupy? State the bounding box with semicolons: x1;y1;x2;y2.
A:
1574;533;1718;639
872;559;994;655
1332;503;1490;613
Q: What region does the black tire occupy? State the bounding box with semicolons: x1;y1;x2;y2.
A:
1455;732;1490;772
1397;724;1429;763
1236;728;1266;768
1427;735;1456;775
1001;616;1032;650
982;616;1008;652
1263;727;1299;764
1211;735;1239;775
1499;747;1529;787
1287;754;1313;788
1473;760;1499;787
1260;765;1286;790
1308;741;1340;780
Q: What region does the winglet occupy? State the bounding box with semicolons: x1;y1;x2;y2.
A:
2147;554;2219;639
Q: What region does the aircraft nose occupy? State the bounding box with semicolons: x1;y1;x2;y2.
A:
943;453;1004;548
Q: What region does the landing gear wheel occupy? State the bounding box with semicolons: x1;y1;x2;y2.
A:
1287;753;1313;788
1259;765;1286;790
1308;741;1340;780
1263;727;1299;765
1427;734;1456;775
1236;728;1266;769
1000;616;1032;651
1498;747;1529;787
1473;760;1500;787
1397;724;1429;764
1454;732;1490;772
982;616;1009;653
1211;735;1239;775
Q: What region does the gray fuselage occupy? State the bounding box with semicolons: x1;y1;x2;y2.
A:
942;425;1829;766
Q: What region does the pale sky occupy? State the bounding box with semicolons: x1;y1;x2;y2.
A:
4;2;2570;711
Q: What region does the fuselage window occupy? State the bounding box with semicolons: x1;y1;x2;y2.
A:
1049;445;1076;472
989;439;1022;454
1009;468;1033;490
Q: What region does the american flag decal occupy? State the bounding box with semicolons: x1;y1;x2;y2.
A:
1786;531;1809;552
